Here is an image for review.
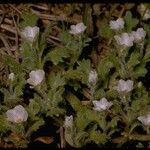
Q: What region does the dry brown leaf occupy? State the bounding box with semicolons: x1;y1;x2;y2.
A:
34;136;54;144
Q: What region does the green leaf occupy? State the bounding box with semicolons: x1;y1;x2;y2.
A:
144;24;150;38
46;47;70;65
19;11;39;28
27;99;41;118
76;59;91;85
132;65;147;78
143;43;150;62
39;23;53;59
89;131;109;145
127;51;140;70
99;24;114;38
59;31;73;45
46;107;66;117
26;119;45;137
48;88;65;106
0;115;9;133
124;11;139;32
97;58;113;80
20;42;39;71
2;54;23;73
48;73;66;90
94;88;106;100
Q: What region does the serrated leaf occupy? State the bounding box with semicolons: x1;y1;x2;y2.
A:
143;43;150;62
59;31;73;45
2;54;23;74
19;11;39;28
48;73;66;90
20;42;38;71
97;58;113;80
48;88;64;106
90;131;108;145
76;59;91;85
127;51;140;70
0;115;9;133
26;119;45;137
46;47;69;65
124;11;139;32
64;69;82;80
132;65;147;78
39;23;53;58
99;24;114;38
27;99;41;117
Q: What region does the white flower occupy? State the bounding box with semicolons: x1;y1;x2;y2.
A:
27;69;45;87
8;73;15;81
21;26;39;44
69;22;86;35
114;33;134;47
138;113;150;126
109;18;124;30
6;105;28;123
93;97;113;112
88;70;98;85
130;28;146;43
138;4;150;20
64;115;73;128
116;79;133;93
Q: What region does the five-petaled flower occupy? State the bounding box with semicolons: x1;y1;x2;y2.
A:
93;97;113;112
21;26;39;44
69;22;86;35
27;69;45;87
109;18;124;30
6;105;28;123
114;33;134;47
138;113;150;126
116;79;134;93
130;28;146;43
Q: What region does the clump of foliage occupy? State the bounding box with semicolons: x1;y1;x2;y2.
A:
0;4;150;148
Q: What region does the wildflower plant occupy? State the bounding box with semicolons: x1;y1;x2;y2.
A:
0;6;150;148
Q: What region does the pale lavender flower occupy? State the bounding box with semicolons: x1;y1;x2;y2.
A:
138;113;150;126
69;22;86;35
6;105;28;123
114;33;134;47
93;97;113;112
116;79;134;93
130;28;146;43
27;69;45;87
109;18;124;30
21;26;39;44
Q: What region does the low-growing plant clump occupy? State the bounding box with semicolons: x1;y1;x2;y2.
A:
0;3;150;148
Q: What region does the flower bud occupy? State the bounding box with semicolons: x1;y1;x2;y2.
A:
88;70;98;85
8;73;15;81
64;115;73;128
